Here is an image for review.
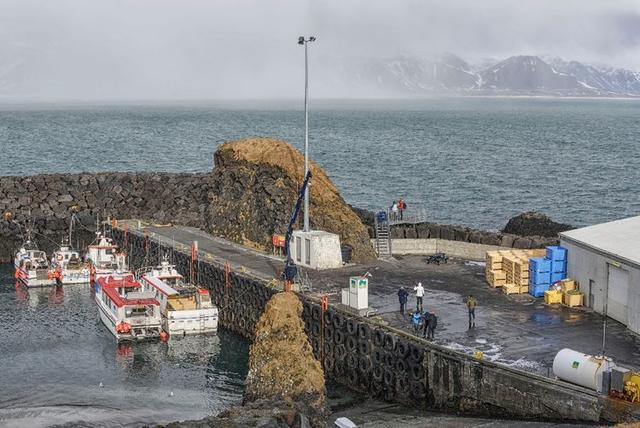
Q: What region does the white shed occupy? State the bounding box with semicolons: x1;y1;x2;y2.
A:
560;216;640;334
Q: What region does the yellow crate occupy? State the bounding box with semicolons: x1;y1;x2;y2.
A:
544;290;563;304
559;278;577;293
563;292;584;307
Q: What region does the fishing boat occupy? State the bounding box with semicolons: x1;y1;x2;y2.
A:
140;259;218;335
86;231;129;282
50;239;90;284
14;237;56;288
94;274;162;341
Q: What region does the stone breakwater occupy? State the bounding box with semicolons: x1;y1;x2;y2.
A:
0;172;210;260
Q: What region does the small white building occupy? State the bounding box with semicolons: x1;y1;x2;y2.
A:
289;230;343;270
560;216;640;335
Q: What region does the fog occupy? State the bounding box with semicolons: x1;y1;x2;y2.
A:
1;0;639;99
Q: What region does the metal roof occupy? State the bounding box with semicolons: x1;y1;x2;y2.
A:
560;215;640;267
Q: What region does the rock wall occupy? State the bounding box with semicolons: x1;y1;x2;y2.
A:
502;211;574;238
206;138;376;263
0;172;210;260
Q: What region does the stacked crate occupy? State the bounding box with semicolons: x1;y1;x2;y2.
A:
528;246;570;298
485;251;506;287
486;249;549;294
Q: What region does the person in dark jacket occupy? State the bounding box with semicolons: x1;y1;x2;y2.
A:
427;312;438;340
421;310;431;338
397;287;408;317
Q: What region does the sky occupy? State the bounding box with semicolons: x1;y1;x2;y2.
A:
1;0;639;99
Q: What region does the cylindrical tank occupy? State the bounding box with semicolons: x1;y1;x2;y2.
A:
553;348;616;392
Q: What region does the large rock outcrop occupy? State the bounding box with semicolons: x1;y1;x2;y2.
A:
206;138;376;263
502;211;574;238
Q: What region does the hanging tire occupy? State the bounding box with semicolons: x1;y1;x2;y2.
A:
411;381;426;399
358;355;372;374
324;310;333;325
409;343;424;364
372;348;384;365
395;340;410;359
346;318;357;335
348;370;358;386
383;368;395;386
346;353;358;369
411;363;425;381
373;365;384;382
324;356;335;372
334;329;345;345
397;373;410;395
334;360;345;377
311;337;320;355
332;313;344;330
396;358;408;373
370;380;383;396
383;352;396;368
373;329;384;347
312;305;320;321
346;336;357;353
358;323;371;341
324;326;334;341
303;301;311;318
358;340;372;355
335;344;347;360
311;322;320;337
323;340;334;358
383;333;397;352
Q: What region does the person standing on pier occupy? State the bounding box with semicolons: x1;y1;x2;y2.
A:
397;286;408;317
466;294;477;328
398;198;406;220
426;312;438;340
390;201;398;221
414;281;424;311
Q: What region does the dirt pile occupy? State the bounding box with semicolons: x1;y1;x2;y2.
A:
502;211;574;238
244;291;326;426
205;137;376;263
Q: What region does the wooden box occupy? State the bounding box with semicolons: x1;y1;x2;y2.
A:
563;292;584;307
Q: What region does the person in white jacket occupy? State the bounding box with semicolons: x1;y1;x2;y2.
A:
414;281;425;311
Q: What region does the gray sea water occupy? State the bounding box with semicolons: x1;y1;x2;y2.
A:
0;265;249;427
2;98;639;230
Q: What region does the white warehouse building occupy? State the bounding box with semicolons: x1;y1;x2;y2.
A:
560;215;640;335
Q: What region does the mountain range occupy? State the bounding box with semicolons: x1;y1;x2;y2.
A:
323;54;640;97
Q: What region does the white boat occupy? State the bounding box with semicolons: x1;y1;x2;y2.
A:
86;231;129;282
140;259;218;336
50;239;90;284
94;274;162;341
14;240;56;288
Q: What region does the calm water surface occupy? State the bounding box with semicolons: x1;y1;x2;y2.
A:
1;98;639;230
0;265;248;427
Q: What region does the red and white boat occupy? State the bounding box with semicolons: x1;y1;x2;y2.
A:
86;232;129;282
140;259;218;335
95;274;162;341
14;240;56;288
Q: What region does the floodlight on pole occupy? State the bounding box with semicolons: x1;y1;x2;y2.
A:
298;35;315;232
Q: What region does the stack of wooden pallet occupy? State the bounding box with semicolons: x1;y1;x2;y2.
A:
485;251;506;287
486;249;546;295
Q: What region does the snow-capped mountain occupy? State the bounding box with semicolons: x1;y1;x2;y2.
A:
325;54;640;97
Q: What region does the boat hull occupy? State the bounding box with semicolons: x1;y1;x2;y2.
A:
95;297;161;342
163;308;218;336
61;269;90;285
16;268;57;288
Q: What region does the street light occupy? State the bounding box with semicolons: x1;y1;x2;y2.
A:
298;35;315;232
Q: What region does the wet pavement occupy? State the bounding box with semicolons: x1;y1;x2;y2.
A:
126;222;640;377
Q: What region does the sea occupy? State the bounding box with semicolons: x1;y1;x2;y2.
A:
2;97;639;230
0;97;638;426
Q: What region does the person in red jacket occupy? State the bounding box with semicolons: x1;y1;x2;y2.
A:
398;198;407;220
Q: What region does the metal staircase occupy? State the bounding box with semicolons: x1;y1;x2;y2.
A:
374;215;392;258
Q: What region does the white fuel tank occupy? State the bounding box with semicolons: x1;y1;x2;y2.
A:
552;348;616;392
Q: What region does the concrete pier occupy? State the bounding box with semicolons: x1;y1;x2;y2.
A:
109;220;640;423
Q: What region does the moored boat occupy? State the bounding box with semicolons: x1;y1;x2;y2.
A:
94;274;162;341
140;259;218;335
86;231;129;282
14;239;56;288
50;239;90;284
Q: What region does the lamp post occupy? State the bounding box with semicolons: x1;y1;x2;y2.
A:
298;35;315;232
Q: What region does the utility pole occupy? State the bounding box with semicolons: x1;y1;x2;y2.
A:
298;35;316;232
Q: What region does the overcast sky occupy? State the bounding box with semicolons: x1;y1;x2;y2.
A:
1;0;639;99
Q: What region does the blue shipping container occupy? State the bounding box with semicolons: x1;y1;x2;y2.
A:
546;246;567;262
529;283;550;298
529;270;552;285
551;271;566;284
529;257;551;273
551;259;567;273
